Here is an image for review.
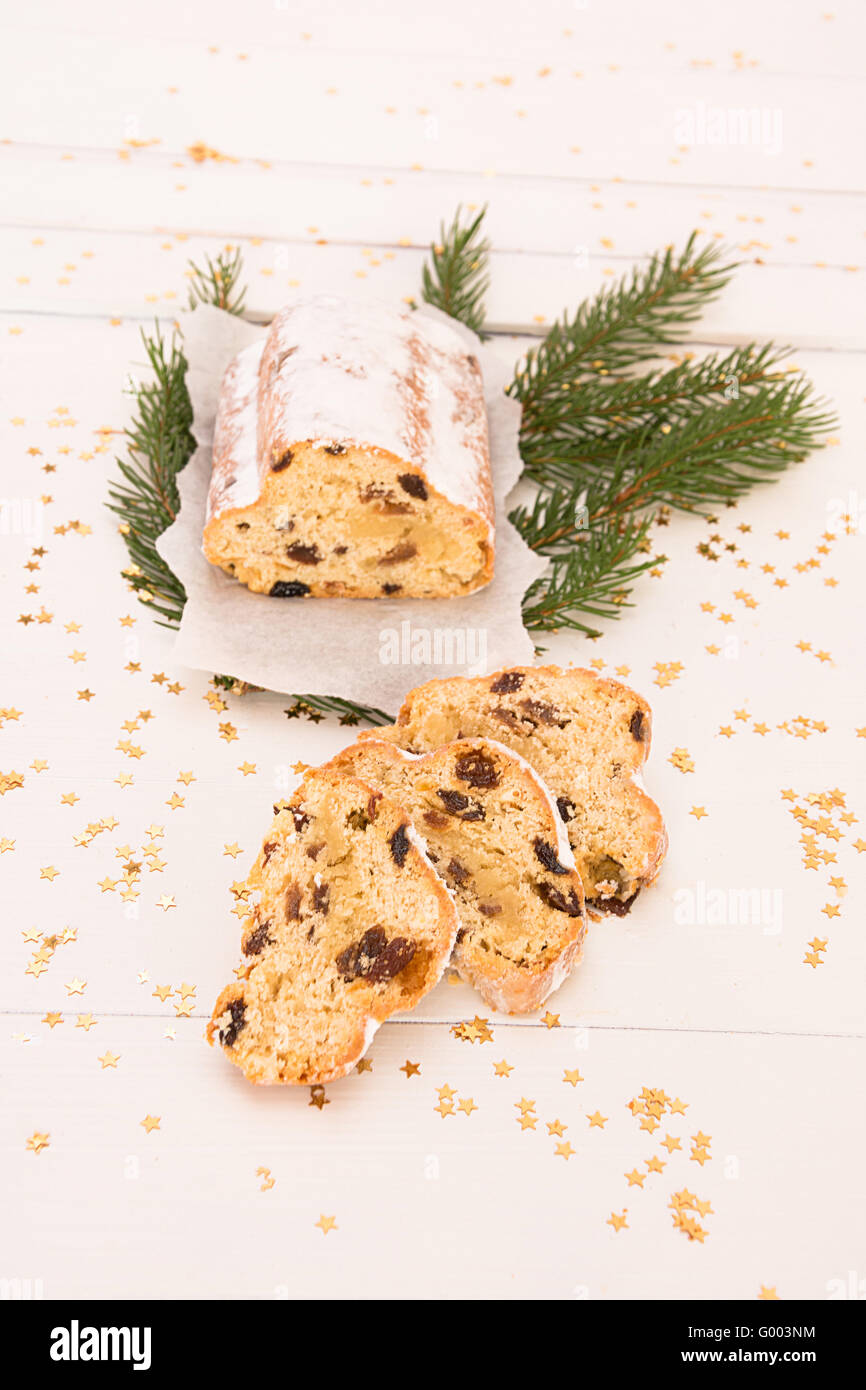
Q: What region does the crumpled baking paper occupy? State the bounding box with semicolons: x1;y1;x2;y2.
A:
157;302;548;709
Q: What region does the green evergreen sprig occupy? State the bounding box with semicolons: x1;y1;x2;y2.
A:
517;342;834;488
419;205;491;336
511;233;734;413
186;247;247;315
283;696;394;727
420;209;836;637
107;328;194;626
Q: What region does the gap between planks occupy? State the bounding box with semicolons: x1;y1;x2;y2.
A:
3;1008;864;1041
1;304;864;353
5;140;865;201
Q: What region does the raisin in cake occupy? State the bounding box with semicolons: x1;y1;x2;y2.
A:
207;768;458;1084
325;737;586;1014
202;296;494;599
363;666;667;916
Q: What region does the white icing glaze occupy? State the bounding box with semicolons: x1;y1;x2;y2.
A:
206;338;264;521
256;295;492;522
357;1015;381;1060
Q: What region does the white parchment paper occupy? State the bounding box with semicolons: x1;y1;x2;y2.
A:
157;303;548;707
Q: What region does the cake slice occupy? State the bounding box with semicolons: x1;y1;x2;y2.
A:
362;666;667;915
326;737;586;1013
202;295;494;598
207;768;458;1084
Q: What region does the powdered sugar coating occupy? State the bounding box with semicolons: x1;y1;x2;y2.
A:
206;295;492;532
206;338;264;522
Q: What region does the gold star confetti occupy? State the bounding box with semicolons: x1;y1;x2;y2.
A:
451;1016;493;1044
315;1214;337;1235
256;1166;275;1191
669;748;695;773
26;1131;50;1154
140;1114;161;1133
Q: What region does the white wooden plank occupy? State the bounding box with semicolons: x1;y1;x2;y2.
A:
0;30;863;190
9;0;866;77
4;150;863;267
0;222;863;349
3;1015;863;1297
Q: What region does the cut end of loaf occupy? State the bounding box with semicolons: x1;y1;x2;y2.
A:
203;440;493;598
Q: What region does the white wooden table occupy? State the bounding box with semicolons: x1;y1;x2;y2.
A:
2;0;864;1300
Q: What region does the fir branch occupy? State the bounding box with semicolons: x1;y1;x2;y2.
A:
284;695;394;727
186;248;247;316
208;683;393;727
499;236;835;633
107;328;194;626
511;232;735;421
519;533;663;638
420;205;490;334
512;452;665;636
535;382;835;521
517;341;788;447
109;250;248;627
